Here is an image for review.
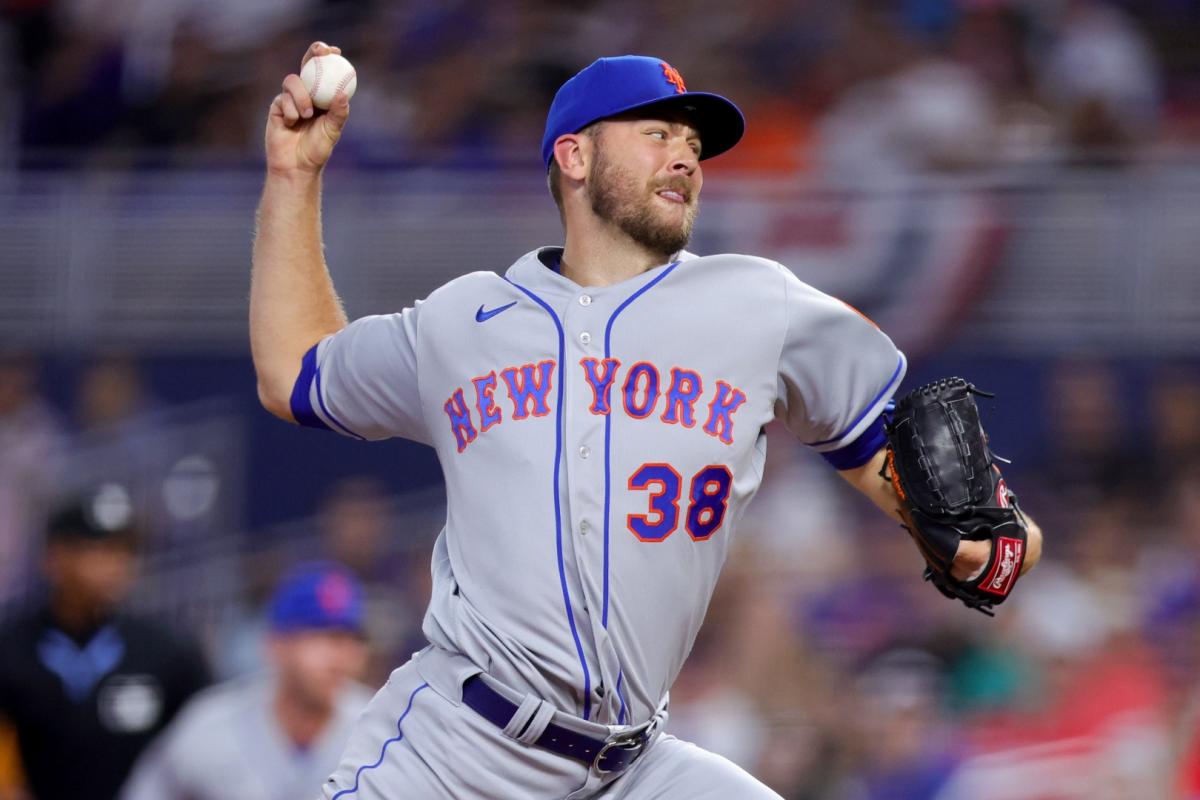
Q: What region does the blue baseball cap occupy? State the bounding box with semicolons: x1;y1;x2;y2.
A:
541;55;745;169
268;561;365;635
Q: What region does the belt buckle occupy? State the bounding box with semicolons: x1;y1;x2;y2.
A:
593;732;646;775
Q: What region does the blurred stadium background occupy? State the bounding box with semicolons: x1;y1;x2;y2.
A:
2;0;1200;797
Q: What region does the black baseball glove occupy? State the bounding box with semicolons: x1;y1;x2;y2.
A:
883;378;1029;615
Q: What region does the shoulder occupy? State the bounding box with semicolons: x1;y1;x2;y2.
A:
429;270;507;299
685;254;889;343
149;678;266;772
709;255;862;314
683;251;782;272
679;252;801;289
395;270;512;320
165;676;265;737
677;252;849;313
187;675;264;718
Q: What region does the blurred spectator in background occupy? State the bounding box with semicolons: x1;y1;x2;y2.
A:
212;476;430;684
0;484;210;800
1149;364;1200;476
68;356;163;514
817;7;996;182
1040;0;1161;158
316;477;429;684
75;355;155;436
0;354;65;606
1146;460;1200;798
72;355;164;480
208;550;276;681
835;647;960;800
319;477;398;580
68;356;192;549
121;561;372;800
4;0;1193;167
1039;359;1141;502
735;426;856;589
667;610;767;775
940;628;1171;798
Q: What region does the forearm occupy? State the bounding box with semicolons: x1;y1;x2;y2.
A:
250;171;348;420
1019;511;1043;575
837;448;906;525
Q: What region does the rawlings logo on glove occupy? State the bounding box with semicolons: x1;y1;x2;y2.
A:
883;377;1029;615
983;537;1023;595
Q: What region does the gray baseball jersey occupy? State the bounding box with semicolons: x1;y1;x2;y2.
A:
291;247;904;731
120;674;372;800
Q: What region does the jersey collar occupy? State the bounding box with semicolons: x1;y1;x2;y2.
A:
505;246;697;297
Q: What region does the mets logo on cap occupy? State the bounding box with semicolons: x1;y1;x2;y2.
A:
660;62;686;93
317;571;355;616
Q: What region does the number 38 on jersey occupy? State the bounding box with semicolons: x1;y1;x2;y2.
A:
627;463;732;542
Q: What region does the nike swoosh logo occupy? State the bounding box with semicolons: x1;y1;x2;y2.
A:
475;302;517;322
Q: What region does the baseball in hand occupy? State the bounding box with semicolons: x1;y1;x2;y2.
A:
301;53;357;110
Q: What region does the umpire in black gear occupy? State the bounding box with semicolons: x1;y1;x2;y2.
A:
0;484;210;800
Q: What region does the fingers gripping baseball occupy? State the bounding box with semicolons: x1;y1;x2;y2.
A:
264;42;351;175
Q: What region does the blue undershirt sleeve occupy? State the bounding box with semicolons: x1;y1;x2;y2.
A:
819;402;893;471
289;344;331;431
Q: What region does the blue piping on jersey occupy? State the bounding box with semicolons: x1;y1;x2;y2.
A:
601;261;680;630
600;262;679;724
330;682;427;799
615;669;629;726
506;278;594;721
806;352;906;448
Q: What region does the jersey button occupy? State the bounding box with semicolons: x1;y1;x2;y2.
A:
579;332;591;345
580;521;590;535
579;445;590;459
579;294;592;306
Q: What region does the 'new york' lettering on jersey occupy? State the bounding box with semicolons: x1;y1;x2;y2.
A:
443;360;748;453
290;248;906;727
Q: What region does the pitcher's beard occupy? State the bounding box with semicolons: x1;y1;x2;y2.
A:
587;148;697;260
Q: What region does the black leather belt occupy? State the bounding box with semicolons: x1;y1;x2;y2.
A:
461;675;650;774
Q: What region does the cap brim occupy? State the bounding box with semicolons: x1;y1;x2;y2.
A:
610;92;746;162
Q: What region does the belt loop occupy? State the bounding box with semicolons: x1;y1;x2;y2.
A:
515;701;556;746
500;694;543;740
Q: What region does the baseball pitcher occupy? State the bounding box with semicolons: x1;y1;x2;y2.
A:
250;44;1044;799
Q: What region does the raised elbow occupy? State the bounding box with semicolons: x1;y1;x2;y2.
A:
257;380;296;423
